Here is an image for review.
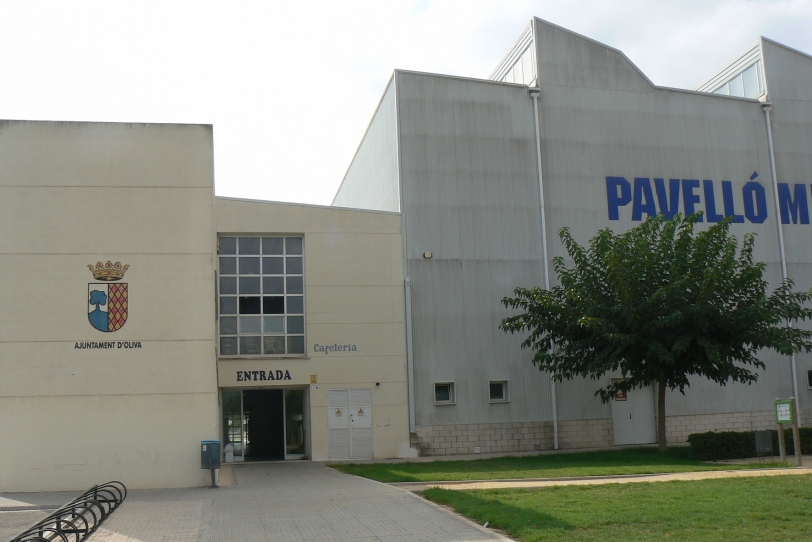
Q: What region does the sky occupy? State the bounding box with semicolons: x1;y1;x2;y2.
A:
1;0;811;206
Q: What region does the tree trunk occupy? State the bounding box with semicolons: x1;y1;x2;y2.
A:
658;370;667;452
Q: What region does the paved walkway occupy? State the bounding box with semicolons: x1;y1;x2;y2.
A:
392;465;812;492
0;462;508;542
4;461;812;542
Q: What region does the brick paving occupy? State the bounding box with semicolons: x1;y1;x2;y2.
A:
1;462;508;541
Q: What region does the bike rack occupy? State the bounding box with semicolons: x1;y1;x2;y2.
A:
9;481;127;542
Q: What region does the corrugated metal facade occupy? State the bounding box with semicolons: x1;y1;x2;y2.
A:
333;17;812;430
396;72;554;425
534;16;799;418
333;79;400;212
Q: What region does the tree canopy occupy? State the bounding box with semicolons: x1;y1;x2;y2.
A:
500;214;812;450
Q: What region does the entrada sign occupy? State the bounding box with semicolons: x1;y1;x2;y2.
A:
236;370;292;382
606;172;811;224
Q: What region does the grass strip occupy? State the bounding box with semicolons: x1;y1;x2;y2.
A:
332;447;781;482
424;474;812;541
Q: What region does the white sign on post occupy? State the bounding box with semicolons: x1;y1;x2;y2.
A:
777;403;792;422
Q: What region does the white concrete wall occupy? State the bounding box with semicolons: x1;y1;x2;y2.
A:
0;120;218;491
216;199;412;461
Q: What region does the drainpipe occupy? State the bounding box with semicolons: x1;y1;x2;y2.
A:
530;87;558;449
405;277;416;432
763;102;802;425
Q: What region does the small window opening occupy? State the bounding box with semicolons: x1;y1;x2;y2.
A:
489;381;509;403
435;382;455;404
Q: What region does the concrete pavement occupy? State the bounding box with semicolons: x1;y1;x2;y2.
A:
5;458;811;541
391;464;812;492
1;462;509;542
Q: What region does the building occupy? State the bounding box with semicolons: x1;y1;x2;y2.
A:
333;18;812;455
2;17;811;492
1;121;412;492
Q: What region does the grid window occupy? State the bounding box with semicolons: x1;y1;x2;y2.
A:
489;381;509;403
807;370;812;389
435;382;455;405
219;236;305;356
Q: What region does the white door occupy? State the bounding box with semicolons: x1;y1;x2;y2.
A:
349;388;373;459
611;380;656;445
328;389;350;459
327;389;373;459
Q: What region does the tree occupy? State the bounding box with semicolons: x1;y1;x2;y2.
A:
500;214;812;451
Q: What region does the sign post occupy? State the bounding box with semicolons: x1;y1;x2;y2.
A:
774;398;802;466
790;397;803;467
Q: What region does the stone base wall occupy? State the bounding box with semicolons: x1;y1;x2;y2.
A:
410;422;554;456
557;418;614;449
665;408;812;444
409;418;614;456
409;409;812;456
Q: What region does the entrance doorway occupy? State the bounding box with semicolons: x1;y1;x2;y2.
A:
610;379;656;446
222;388;307;461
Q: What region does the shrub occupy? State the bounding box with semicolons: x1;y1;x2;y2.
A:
687;427;812;461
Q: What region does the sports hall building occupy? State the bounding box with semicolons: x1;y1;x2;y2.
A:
2;18;811;491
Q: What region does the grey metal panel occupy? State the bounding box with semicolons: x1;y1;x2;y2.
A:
533;18;653;92
534;71;801;419
537;84;781;272
764;40;812;289
332;80;400;212
388;24;812;428
665;353;795;416
555;378;612;420
396;72;553;425
397;73;543;261
762;38;812;101
409;259;552;425
761;40;812;412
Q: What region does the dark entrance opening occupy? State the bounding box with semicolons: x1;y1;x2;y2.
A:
243;389;285;461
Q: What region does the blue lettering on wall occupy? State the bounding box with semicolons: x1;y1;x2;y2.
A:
632;178;657;221
606;176;631;220
703;180;724;222
778;183;810;224
721;181;745;223
607;172;812;225
682;179;703;221
743;180;768;223
654;178;680;219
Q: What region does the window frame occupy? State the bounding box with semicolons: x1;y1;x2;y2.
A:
489;380;509;403
217;234;306;358
434;382;456;405
807;370;812;390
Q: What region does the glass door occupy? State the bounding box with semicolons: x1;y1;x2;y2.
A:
222;390;245;461
284;389;306;458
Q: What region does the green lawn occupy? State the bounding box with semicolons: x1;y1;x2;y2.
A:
331;447;779;482
424;475;812;541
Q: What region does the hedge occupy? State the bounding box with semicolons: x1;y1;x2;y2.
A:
686;427;812;461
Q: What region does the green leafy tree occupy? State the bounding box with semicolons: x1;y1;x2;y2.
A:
501;214;812;451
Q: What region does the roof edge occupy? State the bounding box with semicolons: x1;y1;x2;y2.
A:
532;17;655;88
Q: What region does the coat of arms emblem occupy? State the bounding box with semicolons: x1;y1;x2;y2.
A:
87;261;129;332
